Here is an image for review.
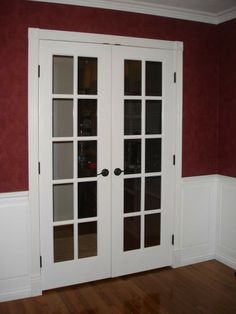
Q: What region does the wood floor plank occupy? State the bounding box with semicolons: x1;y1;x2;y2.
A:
1;260;236;314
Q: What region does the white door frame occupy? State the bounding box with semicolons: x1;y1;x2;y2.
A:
28;27;183;295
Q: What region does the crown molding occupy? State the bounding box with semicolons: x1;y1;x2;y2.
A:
30;0;236;25
217;7;236;24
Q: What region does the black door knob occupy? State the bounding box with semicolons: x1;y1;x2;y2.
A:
114;168;124;176
97;169;109;177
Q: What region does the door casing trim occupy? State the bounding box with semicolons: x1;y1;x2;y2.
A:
28;27;183;294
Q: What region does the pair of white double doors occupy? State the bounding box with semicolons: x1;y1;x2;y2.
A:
39;38;175;290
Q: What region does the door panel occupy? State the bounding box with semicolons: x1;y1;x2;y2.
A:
39;41;112;290
39;40;175;290
111;46;174;276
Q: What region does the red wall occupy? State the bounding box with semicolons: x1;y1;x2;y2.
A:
218;19;236;177
0;0;219;192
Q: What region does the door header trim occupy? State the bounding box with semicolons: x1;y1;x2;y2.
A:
29;28;183;51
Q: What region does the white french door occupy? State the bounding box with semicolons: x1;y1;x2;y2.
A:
39;39;175;290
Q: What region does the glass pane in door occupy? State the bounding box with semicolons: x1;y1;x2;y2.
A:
78;57;97;94
124;216;141;251
145;139;161;173
54;225;74;262
145;61;162;96
78;141;97;178
144;213;161;247
124;100;141;135
78;222;97;258
78;99;97;136
53;142;73;179
78;181;97;218
124;139;141;174
146;100;162;135
124;178;141;213
53;184;74;221
124;60;141;95
53;99;73;137
53;56;73;94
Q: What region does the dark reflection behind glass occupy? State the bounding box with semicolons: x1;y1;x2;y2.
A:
145;61;162;96
124;139;141;174
125;60;141;95
145;213;161;247
78;222;97;258
124;100;141;135
146;100;162;135
78;99;97;136
78;57;97;95
145;176;161;210
124;178;141;213
78;181;97;219
145;139;161;173
124;216;141;251
78;141;97;178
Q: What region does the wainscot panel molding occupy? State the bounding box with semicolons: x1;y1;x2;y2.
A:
216;175;236;270
173;175;218;267
0;192;32;302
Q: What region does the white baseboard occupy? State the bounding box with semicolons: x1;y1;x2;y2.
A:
31;275;42;297
215;254;236;270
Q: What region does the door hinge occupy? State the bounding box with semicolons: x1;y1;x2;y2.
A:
38;65;40;78
38;162;41;174
172;234;175;246
174;72;176;83
173;155;176;165
40;256;42;268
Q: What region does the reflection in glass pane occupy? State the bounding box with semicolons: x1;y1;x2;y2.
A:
53;142;73;180
54;225;74;262
78;141;97;178
53;99;73;137
78;222;97;258
145;176;161;210
124;178;141;213
124;216;141;251
145;139;161;173
145;213;161;247
78;57;97;95
78;181;97;219
124;100;141;135
125;60;141;95
78;99;97;136
53;56;73;94
146;100;162;135
124;139;141;174
53;184;73;222
145;61;162;96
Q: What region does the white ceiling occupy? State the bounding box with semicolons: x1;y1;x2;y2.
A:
31;0;236;24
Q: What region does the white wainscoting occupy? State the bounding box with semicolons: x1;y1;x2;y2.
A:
0;175;235;302
0;192;31;302
216;176;236;270
173;175;218;267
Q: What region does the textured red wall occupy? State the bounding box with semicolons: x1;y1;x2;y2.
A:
218;19;236;177
0;0;219;192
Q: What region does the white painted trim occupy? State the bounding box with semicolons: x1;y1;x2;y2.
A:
215;254;236;270
28;28;42;295
28;28;183;293
218;7;236;24
0;191;28;199
33;28;183;51
29;0;236;24
0;286;31;303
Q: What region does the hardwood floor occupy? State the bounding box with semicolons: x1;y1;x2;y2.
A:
1;260;236;314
